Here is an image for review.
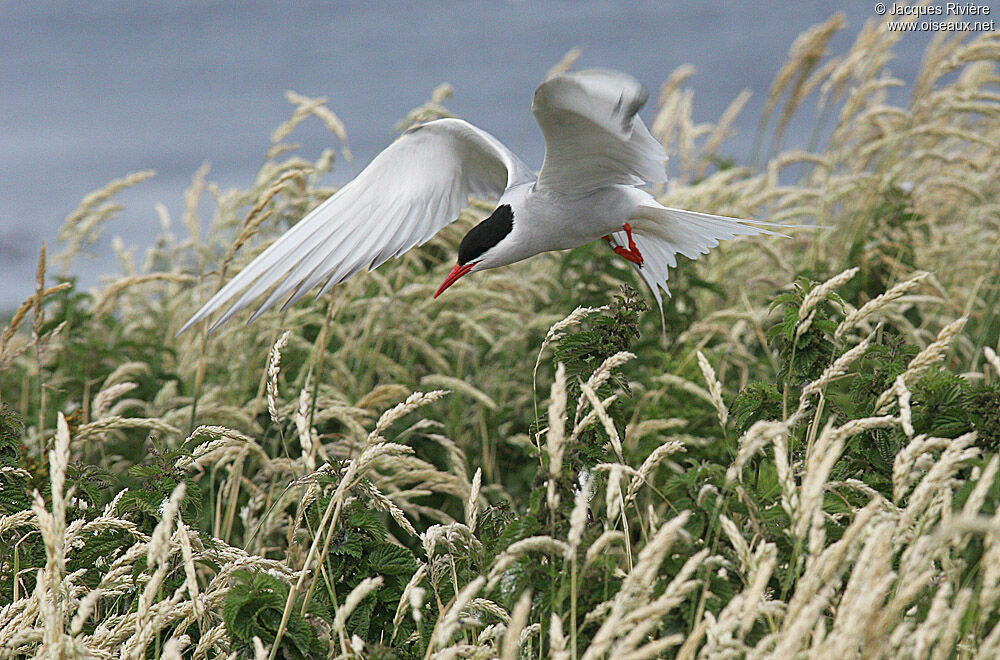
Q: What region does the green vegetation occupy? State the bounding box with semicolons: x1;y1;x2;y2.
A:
2;15;1000;659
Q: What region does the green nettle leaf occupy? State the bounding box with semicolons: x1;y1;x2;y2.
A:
369;543;418;575
223;570;329;659
311;500;422;649
117;439;202;533
348;506;389;542
330;532;365;558
348;595;377;638
969;385;1000;452
0;405;31;518
731;382;783;435
848;337;918;414
0;405;25;463
910;369;971;437
766;277;840;385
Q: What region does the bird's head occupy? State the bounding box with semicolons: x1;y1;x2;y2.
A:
434;203;514;298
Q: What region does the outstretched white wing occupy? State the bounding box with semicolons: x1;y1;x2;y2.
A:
179;118;531;333
532;69;667;194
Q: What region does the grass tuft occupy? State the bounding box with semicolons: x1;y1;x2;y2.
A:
2;16;1000;659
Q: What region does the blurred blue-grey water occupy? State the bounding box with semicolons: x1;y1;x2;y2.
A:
0;1;957;309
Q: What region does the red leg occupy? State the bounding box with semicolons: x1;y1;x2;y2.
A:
623;222;638;252
604;223;644;266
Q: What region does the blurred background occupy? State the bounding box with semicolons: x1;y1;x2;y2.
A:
0;0;958;309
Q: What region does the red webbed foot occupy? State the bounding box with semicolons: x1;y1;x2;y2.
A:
603;222;644;266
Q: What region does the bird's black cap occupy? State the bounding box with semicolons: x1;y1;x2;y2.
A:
458;204;514;265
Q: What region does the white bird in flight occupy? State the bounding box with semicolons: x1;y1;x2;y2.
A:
180;69;780;334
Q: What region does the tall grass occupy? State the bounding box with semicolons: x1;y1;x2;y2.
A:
2;13;1000;659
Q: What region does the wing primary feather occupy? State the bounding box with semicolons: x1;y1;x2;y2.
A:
178;117;525;334
177;192;349;334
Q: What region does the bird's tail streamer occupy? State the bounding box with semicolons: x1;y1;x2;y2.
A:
609;203;792;331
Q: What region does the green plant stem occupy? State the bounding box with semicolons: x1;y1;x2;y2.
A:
269;491;345;660
570;553;578;660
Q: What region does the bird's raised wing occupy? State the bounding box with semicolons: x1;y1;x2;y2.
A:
179;118;530;333
532;69;667;194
